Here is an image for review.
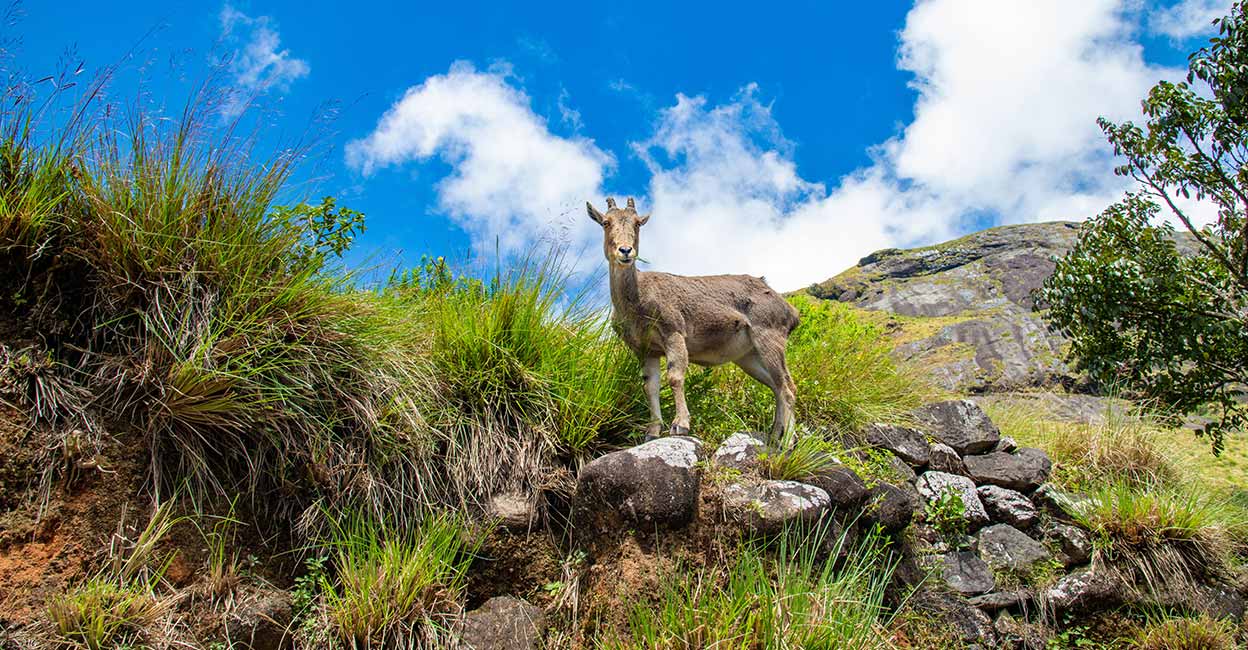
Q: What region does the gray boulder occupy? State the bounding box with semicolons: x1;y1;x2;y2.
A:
976;485;1038;529
865;423;931;467
941;551;997;596
712;432;767;470
908;589;998;650
1040;521;1091;567
575;436;703;527
806;465;868;510
721;480;831;534
964;448;1052;492
459;596;546;650
864;482;916;533
993;612;1048;650
994;436;1019;454
929;441;967;475
916;471;990;529
977;524;1051;573
1043;567;1125;614
914;400;1001;455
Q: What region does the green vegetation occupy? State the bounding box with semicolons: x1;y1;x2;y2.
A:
923;487;968;546
312;513;479;648
603;525;897;650
1039;0;1248;452
757;431;841;480
684;294;933;444
46;577;168;650
1134;613;1239;650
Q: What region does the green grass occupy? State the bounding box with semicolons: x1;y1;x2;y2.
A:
315;513;480;648
1133;613;1240;650
46;576;168;650
683;295;935;445
602;524;898;650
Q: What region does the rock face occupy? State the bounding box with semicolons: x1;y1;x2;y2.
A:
964;448;1052;492
929;442;967;475
575;437;703;527
1041;522;1092;567
909;589;998;649
915;400;1001;455
487;493;538;531
460;596;546;650
806;222;1081;392
721;480;831;533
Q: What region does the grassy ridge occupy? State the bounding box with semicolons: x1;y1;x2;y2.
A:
0;88;931;647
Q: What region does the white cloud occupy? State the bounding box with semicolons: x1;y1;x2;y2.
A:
1150;0;1231;39
347;0;1217;291
218;5;309;115
345;62;614;257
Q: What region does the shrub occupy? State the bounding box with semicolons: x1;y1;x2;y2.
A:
757;431;841;480
924;487;968;546
602;524;897;649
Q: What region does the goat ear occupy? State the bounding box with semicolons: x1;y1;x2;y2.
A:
586;202;605;225
637;213;651;226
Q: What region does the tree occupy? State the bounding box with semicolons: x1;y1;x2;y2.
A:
1039;1;1248;452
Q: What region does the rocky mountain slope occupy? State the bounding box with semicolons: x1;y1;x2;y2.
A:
807;222;1083;393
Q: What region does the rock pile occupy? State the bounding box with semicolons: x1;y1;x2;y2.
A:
557;398;1242;650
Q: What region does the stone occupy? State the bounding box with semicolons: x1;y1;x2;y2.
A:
575;436;703;527
994;436;1019;453
963;448;1052;492
1040;521;1091;567
487;493;538;531
712;432;767;470
805;465;868;510
1032;483;1091;517
225;588;293;650
864;482;916;533
914;400;1002;455
941;550;997;596
865;423;930;467
721;480;831;534
976;524;1051;573
1043;567;1125;614
887;453;918;483
976;485;1038;529
916;471;990;530
969;590;1028;612
928;441;967;475
908;589;998;649
460;596;546;650
994;612;1048;650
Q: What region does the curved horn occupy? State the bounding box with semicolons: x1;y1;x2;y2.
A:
626;197;635;211
605;197;617;209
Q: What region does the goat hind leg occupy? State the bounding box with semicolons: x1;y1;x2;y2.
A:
734;352;784;446
757;332;797;445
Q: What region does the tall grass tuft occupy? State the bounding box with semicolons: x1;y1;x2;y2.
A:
1071;482;1248;596
983;398;1178;490
315;513;480;648
603;524;898;649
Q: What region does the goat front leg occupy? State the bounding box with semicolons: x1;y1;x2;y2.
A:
642;355;663;440
665;334;691;436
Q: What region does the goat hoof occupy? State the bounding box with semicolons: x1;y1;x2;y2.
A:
670;424;690;437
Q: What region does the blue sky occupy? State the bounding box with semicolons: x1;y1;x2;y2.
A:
12;0;1230;289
